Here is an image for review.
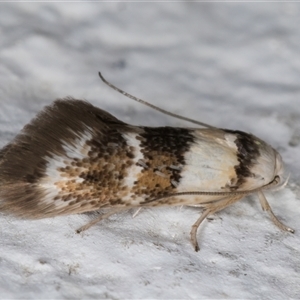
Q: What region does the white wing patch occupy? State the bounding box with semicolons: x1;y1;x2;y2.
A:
39;129;93;208
178;131;239;192
118;132;144;204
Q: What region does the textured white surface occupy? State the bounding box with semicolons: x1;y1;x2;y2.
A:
0;3;300;299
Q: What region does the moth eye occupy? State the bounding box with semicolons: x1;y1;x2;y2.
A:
273;175;281;185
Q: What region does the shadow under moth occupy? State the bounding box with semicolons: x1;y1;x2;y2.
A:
0;72;294;251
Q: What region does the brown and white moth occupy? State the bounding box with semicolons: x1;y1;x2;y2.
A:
0;72;294;251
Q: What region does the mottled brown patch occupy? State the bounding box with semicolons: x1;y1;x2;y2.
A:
54;129;135;209
131;127;194;202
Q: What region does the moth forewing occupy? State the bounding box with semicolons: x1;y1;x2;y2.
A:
0;73;294;252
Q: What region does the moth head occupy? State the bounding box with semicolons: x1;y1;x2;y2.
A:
274;150;283;177
236;134;286;191
255;143;286;191
271;150;288;189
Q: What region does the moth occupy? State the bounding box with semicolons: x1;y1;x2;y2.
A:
0;72;294;251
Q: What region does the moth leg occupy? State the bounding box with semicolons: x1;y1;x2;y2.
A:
76;208;125;233
132;207;142;218
257;191;294;233
191;196;243;252
190;208;213;252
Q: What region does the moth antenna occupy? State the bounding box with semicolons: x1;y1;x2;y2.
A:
142;191;249;205
142;176;281;205
98;72;215;128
